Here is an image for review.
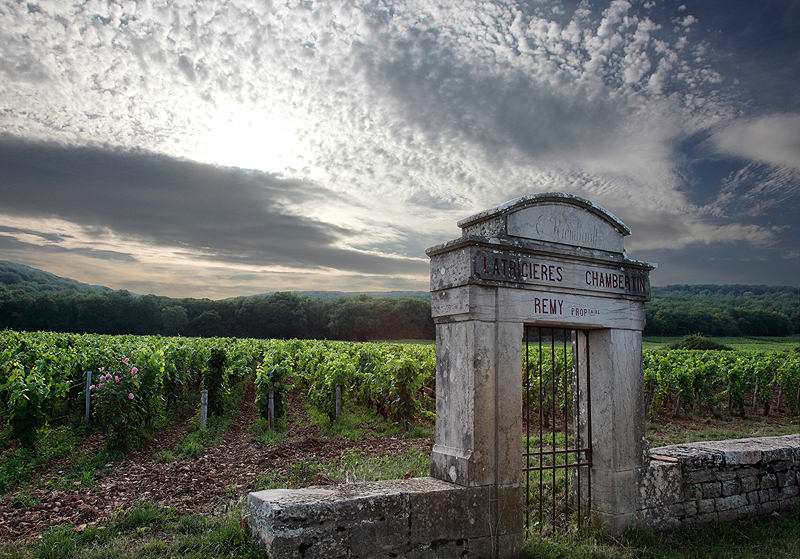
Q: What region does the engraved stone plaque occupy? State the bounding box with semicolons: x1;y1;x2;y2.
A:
507;202;625;253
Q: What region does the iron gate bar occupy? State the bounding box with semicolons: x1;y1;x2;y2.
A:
584;331;592;532
523;326;592;535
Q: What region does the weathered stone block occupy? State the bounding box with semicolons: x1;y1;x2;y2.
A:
696;499;715;514
715;471;736;482
701;482;722;499
776;472;794;488
761;473;778;490
682;501;698;518
248;478;521;559
771;461;791;472
691;440;761;466
760;500;779;514
779;485;798;500
740;476;759;493
640;460;683;507
736;467;759;478
721;479;741;497
715;494;747;512
685;469;715;484
761;445;795;464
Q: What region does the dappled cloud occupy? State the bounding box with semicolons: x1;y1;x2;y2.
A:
1;1;798;294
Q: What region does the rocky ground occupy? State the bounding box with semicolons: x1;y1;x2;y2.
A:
0;382;433;542
2;382;796;543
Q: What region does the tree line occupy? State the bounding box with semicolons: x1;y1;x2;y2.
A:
0;262;797;339
0;288;435;341
643;285;798;337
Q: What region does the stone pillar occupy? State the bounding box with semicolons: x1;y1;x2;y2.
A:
429;287;524;557
587;328;648;534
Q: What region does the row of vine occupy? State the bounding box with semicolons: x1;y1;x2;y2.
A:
0;331;437;452
2;330;798;455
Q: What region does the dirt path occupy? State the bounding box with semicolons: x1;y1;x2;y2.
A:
0;382;433;542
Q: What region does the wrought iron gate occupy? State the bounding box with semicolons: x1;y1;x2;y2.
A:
523;326;592;536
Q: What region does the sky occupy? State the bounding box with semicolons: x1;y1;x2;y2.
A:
1;0;798;299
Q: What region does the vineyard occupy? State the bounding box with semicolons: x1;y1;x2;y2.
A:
0;330;797;461
0;331;436;457
0;330;798;551
643;348;800;420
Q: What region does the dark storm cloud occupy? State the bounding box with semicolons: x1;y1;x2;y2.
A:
0;232;138;262
0;225;72;243
0;137;421;275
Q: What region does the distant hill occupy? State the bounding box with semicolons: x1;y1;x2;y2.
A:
255;290;431;301
0;261;112;296
0;262;432;300
645;284;799;337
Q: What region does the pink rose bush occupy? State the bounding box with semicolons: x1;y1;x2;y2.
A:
90;356;144;452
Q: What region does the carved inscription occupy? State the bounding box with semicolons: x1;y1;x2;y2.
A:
477;252;563;284
584;268;648;293
506;203;625;253
536;216;601;249
530;298;599;318
570;306;600;317
532;297;563;315
473;250;650;297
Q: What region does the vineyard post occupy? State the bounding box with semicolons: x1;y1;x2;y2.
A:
335;383;342;423
200;389;208;429
84;370;92;424
268;385;275;430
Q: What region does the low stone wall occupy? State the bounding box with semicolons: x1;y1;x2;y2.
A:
639;434;800;530
248;477;522;559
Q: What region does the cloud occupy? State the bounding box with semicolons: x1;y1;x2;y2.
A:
712;115;800;170
1;1;797;294
0;137;425;276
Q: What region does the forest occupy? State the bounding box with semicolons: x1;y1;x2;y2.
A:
643;284;799;337
0;262;797;340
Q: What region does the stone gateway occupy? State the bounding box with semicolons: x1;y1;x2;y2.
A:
249;193;656;557
425;193;655;551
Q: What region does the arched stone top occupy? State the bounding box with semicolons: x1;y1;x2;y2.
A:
457;193;630;254
427;193;655;307
458;193;630;235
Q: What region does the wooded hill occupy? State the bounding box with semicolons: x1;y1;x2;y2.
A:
0;261;797;340
644;284;798;337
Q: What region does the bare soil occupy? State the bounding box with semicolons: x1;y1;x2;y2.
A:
0;382;433;542
2;384;796;543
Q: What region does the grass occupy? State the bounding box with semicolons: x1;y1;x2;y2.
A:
300;391;434;440
251;443;430;491
646;416;800;448
171;375;253;460
0;424;105;494
0;501;261;559
522;506;800;559
643;335;798;351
